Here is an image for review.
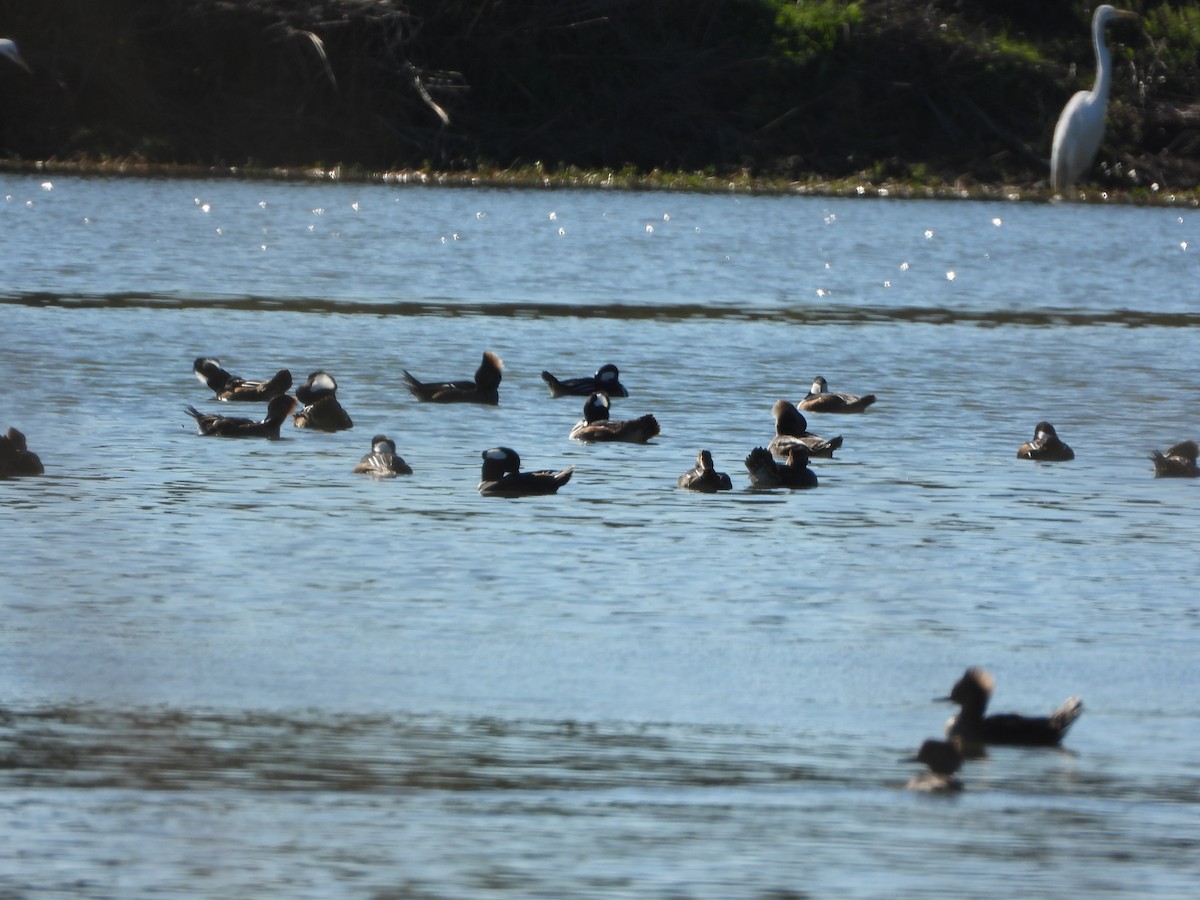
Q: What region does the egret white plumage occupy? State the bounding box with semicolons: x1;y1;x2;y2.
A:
0;38;32;74
1049;5;1138;192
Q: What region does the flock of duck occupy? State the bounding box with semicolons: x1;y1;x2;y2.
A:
184;350;863;495
1;348;1184;796
2;350;1197;485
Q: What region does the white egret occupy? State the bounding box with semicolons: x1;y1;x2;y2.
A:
0;38;32;74
1050;5;1138;192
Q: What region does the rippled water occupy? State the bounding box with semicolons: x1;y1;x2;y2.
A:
1;175;1198;897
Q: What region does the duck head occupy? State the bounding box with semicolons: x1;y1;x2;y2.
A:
582;392;610;424
772;400;809;437
481;446;520;481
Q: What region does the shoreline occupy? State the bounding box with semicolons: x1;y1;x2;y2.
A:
3;158;1197;207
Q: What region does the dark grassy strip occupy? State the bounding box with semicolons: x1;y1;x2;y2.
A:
0;1;1196;196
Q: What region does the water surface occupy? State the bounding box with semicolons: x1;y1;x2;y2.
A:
1;176;1198;897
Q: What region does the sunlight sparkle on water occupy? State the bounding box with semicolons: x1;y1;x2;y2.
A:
946;271;956;281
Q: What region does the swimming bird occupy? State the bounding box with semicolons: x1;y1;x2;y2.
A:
353;435;412;476
798;376;876;413
478;447;573;497
939;667;1083;748
193;357;293;402
1050;5;1139;192
677;449;732;493
541;363;629;398
186;394;297;438
403;351;503;404
903;739;965;793
1017;421;1074;461
744;445;817;489
1150;440;1199;478
0;38;32;74
768;400;843;459
292;371;353;431
0;426;43;476
569;392;659;443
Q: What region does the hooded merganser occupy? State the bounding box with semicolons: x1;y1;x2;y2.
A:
1150;440;1199;478
353;435;412;476
939;667;1083;748
186;394;297;438
744;445;817;489
903;739;965;793
568;392;660;443
292;371;353;431
1017;421;1074;461
0;427;44;477
541;363;630;398
403;351;503;405
768;400;843;458
193;357;293;402
478;447;574;497
677;449;732;492
798;376;877;413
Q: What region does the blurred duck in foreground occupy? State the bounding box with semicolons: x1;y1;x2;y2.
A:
478;447;573;497
1150;440;1198;478
939;667;1083;749
186;395;297;438
798;376;876;413
903;739;964;793
293;371;353;431
677;449;732;493
1017;421;1074;461
353;435;412;476
0;427;43;477
193;357;292;402
541;363;629;398
404;351;503;405
744;445;817;489
569;392;659;443
768;400;842;458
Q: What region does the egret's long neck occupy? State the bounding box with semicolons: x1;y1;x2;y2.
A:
1091;16;1113;102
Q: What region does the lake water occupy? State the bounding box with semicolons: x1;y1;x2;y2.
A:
1;174;1198;897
